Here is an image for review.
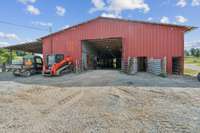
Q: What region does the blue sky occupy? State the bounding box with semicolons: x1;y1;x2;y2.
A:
0;0;199;49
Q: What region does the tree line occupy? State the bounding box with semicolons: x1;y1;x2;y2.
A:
0;49;26;64
185;48;200;57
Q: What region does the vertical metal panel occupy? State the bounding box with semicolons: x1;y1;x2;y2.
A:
42;18;186;74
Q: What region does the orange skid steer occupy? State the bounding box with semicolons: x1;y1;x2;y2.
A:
43;54;74;76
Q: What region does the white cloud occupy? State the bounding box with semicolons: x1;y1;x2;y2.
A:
62;25;70;29
161;0;171;6
32;21;53;27
147;17;153;21
56;6;66;16
185;41;200;49
160;16;170;23
101;12;121;18
176;0;187;7
0;42;9;45
0;42;9;47
18;0;36;5
26;5;40;15
90;0;106;13
175;16;188;23
108;0;150;14
0;32;20;40
18;0;40;15
192;0;200;6
176;0;200;7
90;0;150;17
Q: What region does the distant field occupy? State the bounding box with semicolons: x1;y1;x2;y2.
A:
184;68;199;76
184;56;200;76
185;56;200;66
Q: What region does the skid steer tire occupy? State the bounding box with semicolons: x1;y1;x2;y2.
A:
13;69;21;77
23;71;31;77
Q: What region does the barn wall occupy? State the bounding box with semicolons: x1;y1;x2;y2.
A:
42;18;185;74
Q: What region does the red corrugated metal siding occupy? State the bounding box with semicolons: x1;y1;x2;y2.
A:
42;18;185;74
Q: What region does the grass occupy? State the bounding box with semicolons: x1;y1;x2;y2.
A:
184;56;200;66
184;56;200;76
184;68;199;76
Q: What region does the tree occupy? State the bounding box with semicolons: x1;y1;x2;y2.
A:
0;49;16;64
184;50;190;56
189;48;200;57
196;49;200;57
190;48;196;56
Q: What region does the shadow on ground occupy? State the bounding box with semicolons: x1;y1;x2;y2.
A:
0;70;199;88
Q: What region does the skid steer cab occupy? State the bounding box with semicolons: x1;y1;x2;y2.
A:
13;55;43;77
43;54;74;76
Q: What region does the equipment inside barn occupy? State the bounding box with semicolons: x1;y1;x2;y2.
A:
137;57;147;72
43;54;73;76
81;38;122;70
172;57;181;75
13;55;43;77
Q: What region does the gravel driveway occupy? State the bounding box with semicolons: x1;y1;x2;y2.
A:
0;70;200;133
0;70;199;88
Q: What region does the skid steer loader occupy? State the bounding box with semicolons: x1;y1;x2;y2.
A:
13;55;43;77
43;54;74;76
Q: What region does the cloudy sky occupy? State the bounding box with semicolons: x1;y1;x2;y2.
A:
0;0;199;49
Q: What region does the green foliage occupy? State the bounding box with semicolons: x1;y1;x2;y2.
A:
184;68;199;76
159;73;167;78
0;49;17;64
185;56;200;66
184;50;190;56
189;48;200;57
196;50;200;57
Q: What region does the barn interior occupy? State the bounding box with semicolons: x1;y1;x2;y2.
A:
137;57;148;72
172;57;181;75
82;38;122;70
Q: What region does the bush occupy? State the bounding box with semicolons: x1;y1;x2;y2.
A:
159;73;167;78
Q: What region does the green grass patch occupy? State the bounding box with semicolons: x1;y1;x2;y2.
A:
184;68;199;76
185;56;200;66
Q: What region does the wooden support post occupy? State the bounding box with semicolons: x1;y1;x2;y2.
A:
2;63;6;72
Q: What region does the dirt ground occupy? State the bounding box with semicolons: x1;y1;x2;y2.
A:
0;70;200;133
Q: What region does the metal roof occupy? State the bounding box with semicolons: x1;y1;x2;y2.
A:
41;16;197;39
0;17;196;54
1;40;42;53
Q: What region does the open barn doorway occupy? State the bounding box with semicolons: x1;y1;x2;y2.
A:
137;57;147;72
172;57;181;75
81;38;122;70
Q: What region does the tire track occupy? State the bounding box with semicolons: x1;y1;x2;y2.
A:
40;89;84;115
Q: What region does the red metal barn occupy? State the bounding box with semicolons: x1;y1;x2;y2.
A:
41;17;193;74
